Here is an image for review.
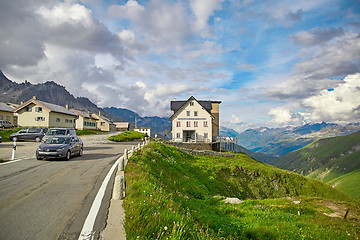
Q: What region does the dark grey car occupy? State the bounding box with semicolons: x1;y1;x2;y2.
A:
36;135;83;160
9;128;47;142
0;120;14;129
42;128;77;142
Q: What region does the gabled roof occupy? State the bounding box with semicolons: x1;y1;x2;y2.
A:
71;109;96;119
0;102;14;112
114;122;129;128
14;99;77;116
92;113;115;125
170;96;218;121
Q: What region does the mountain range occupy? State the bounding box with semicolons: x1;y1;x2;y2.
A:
273;131;360;200
236;122;360;157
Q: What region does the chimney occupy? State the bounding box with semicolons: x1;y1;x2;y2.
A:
20;101;24;105
65;104;69;109
173;98;176;101
32;96;36;100
98;111;101;116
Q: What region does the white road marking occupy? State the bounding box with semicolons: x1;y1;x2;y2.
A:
0;159;23;165
78;156;123;240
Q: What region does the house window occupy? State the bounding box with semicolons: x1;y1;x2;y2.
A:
186;111;190;116
194;111;198;116
194;121;198;127
176;121;180;127
101;122;105;126
176;133;180;138
56;118;60;122
203;121;208;127
0;115;3;120
6;116;11;121
65;119;69;123
204;133;208;139
69;119;72;123
35;117;45;121
26;107;32;112
186;121;190;127
190;101;194;106
35;107;42;112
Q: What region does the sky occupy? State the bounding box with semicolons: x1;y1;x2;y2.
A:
0;0;359;132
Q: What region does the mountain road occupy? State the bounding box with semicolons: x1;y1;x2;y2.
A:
0;132;138;240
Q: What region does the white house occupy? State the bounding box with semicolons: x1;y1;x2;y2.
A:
134;127;151;137
170;96;221;142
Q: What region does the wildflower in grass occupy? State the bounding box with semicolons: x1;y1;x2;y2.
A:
164;226;168;231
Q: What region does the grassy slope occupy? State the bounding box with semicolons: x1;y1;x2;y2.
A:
108;130;144;142
327;169;360;200
124;142;359;239
272;131;360;175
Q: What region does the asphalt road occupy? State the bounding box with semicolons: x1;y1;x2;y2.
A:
0;133;138;240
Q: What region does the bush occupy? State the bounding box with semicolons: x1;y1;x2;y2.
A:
109;131;144;142
0;128;23;142
76;129;103;136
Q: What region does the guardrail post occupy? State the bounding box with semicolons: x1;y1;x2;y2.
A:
11;140;17;160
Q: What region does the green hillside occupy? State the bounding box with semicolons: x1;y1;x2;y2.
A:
327;169;360;200
272;131;360;176
123;142;359;239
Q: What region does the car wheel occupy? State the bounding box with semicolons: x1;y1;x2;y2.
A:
78;148;83;157
65;151;71;161
36;155;42;160
35;137;41;142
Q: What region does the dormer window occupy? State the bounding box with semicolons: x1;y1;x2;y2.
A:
190;101;194;106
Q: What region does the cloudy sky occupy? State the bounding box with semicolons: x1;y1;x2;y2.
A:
0;0;359;132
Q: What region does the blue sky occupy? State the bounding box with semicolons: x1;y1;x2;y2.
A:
0;0;359;132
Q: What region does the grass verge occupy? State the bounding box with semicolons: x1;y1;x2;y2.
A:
0;128;23;142
124;142;360;239
109;131;144;142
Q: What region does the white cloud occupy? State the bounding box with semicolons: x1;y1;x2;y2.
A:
189;0;224;35
267;73;360;125
302;73;360;123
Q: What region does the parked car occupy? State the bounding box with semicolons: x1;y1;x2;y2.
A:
42;128;77;142
9;128;47;142
0;120;14;129
36;135;83;160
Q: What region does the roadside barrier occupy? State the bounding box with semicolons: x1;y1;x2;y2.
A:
112;140;149;200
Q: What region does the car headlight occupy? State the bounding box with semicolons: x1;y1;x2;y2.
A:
37;147;42;151
57;147;66;152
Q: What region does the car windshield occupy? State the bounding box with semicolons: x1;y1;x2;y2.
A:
47;129;66;135
44;137;69;144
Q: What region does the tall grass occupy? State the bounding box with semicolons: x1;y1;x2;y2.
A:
124;142;360;239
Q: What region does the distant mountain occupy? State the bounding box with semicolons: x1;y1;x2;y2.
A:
103;107;172;139
220;126;239;138
272;131;360;199
0;70;124;122
237;122;360;157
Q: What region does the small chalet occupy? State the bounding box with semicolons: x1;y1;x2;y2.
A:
134;127;151;137
170;96;221;143
114;122;130;131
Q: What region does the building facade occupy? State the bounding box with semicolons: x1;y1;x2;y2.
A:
71;109;98;130
0;102;17;126
13;97;77;128
134;127;151;136
170;96;221;142
91;112;116;132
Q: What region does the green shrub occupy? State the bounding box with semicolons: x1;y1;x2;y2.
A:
0;128;23;142
109;131;144;142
